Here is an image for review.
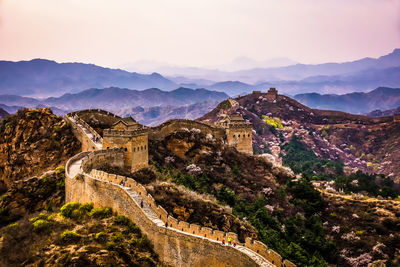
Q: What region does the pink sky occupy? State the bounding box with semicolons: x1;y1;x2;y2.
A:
0;0;399;68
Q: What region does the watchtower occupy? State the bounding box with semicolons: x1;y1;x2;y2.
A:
265;88;278;102
394;114;400;122
103;117;149;172
216;114;253;155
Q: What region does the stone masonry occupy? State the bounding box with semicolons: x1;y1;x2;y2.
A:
65;110;295;267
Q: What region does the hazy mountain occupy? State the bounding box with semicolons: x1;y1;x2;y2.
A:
233;48;400;83
206;56;298;71
294;87;400;114
0;87;228;114
0;95;40;107
207;81;253;96
366;106;400;117
0;108;8;120
0;59;177;97
117;101;220;126
0;104;24;114
124;57;297;73
254;66;400;95
124;49;400;86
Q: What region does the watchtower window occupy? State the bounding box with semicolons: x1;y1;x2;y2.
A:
124;148;128;152
137;146;140;151
107;147;110;149
248;134;250;137
238;134;240;137
145;145;147;150
233;134;236;138
133;148;136;152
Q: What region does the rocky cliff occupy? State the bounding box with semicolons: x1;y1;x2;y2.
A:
0;108;80;193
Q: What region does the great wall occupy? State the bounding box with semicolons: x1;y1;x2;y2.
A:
64;107;296;267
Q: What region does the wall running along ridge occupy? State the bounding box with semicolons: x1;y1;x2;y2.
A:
64;110;294;266
65;148;295;267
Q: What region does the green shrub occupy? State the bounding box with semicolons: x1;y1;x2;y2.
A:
113;232;124;243
60;202;81;218
132;236;153;251
8;222;18;229
114;215;131;226
53;125;61;132
33;219;51;232
55;166;65;174
95;232;108;243
89;207;112;218
231;165;240;175
106;241;124;253
0;194;8;202
114;215;141;234
60;202;94;220
60;230;81;244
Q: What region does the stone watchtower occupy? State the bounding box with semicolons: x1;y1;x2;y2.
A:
103;117;148;172
216;114;253;155
265;88;278;102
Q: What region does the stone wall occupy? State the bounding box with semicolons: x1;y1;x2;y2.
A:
65;150;295;267
67;109;121;119
103;129;149;172
66;115;99;151
149;119;225;141
225;126;253;155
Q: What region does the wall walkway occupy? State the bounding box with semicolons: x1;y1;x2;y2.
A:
64;112;296;267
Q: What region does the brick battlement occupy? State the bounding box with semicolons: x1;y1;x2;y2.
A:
103;128;149;137
65;148;295;267
67;109;121;119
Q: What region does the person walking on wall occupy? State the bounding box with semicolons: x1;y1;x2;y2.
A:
222;238;225;245
228;236;232;245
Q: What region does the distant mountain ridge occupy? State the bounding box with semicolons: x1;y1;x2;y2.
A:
0;87;228;116
1;48;399;98
117;101;220;126
0;108;8;120
0;59;178;97
293;87;400;114
366;106;400;117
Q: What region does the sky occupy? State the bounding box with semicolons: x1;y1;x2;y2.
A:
0;0;399;69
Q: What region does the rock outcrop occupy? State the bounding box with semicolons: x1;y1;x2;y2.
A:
0;108;80;193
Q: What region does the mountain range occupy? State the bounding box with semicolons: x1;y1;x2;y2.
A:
0;48;399;98
0;59;178;97
165;48;400;84
293;87;400;114
0;87;228;125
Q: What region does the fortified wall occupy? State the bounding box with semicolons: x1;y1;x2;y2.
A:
216;114;253;154
65;148;295;267
103;117;149;172
66;113;102;151
148;119;226;141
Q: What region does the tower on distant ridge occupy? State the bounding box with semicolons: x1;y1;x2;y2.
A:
265;88;278;102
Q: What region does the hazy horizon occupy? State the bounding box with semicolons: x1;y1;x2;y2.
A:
1;0;399;70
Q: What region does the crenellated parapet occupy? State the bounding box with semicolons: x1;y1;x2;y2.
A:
67;109;121;119
67;148;295;267
149;119;226;141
